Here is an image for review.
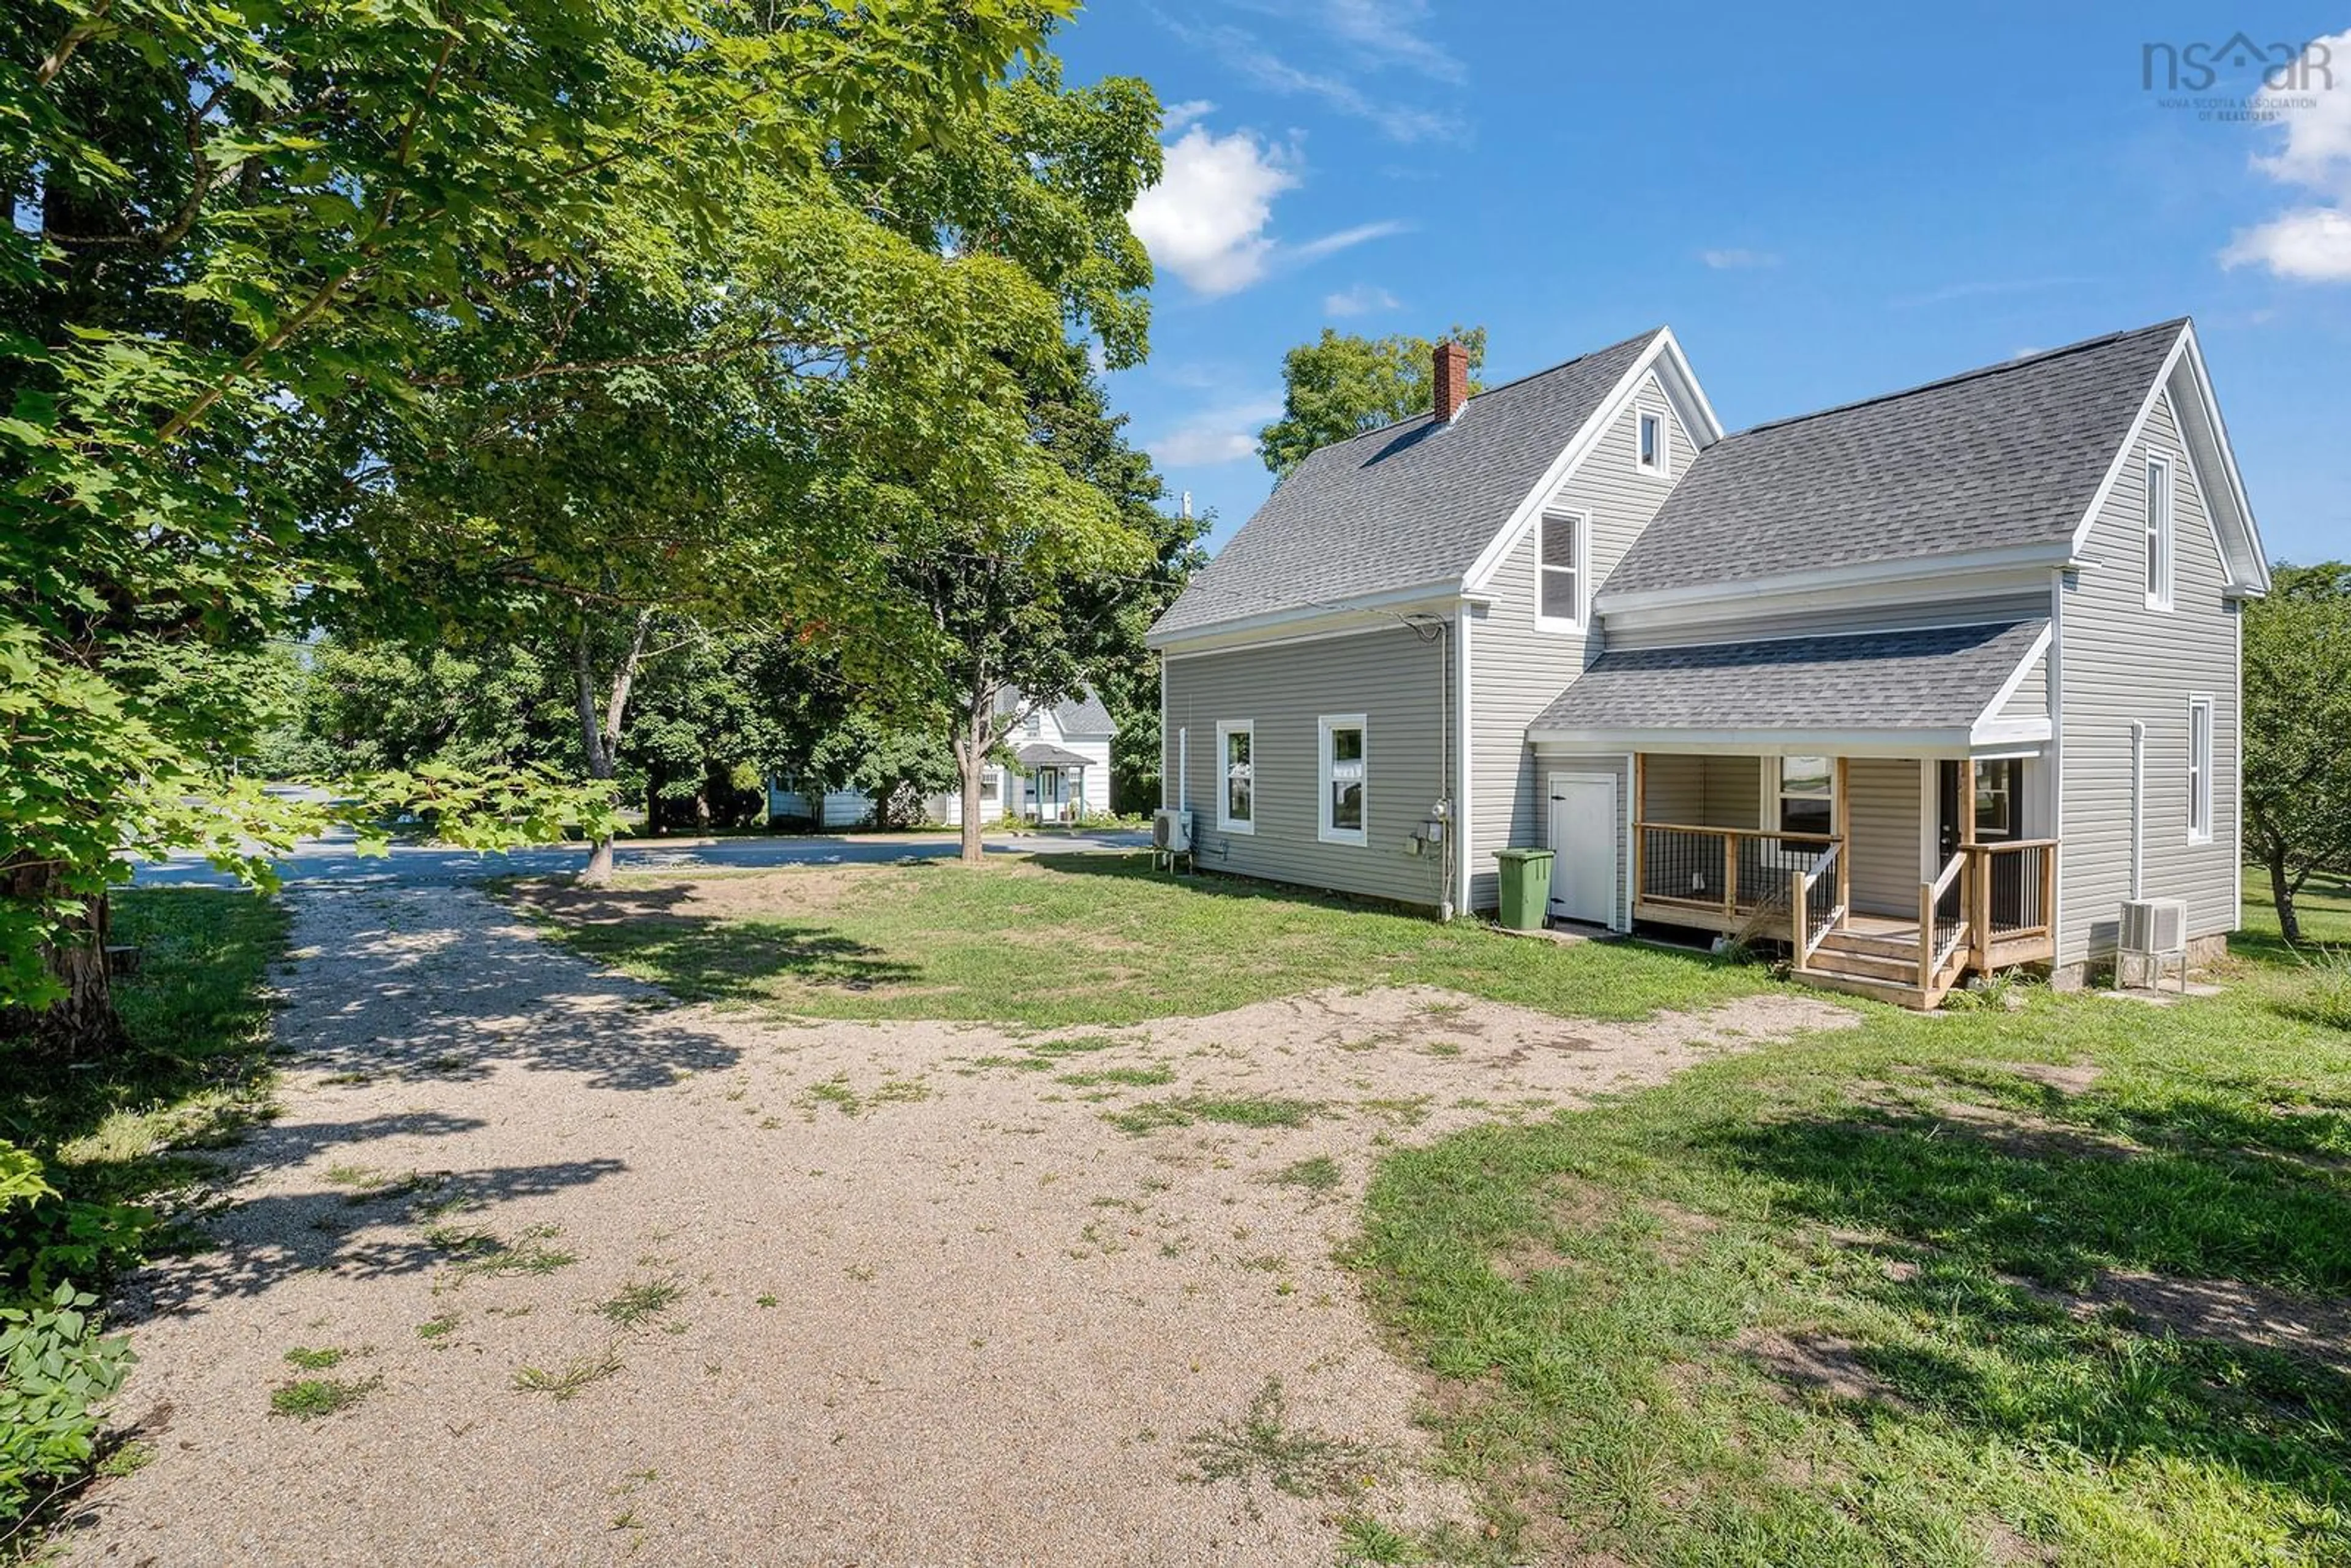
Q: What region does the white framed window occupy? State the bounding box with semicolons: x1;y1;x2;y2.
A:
1535;508;1588;631
1217;720;1254;833
1635;408;1668;477
1023;709;1043;737
1776;755;1834;838
2187;695;2213;843
980;768;999;802
1318;715;1367;846
2144;453;2175;610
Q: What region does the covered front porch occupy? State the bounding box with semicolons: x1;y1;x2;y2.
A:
1524;618;2060;1009
1629;752;2055;1007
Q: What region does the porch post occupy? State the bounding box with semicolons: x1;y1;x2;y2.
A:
1632;754;1646;911
1962;758;1988;972
1832;756;1851;925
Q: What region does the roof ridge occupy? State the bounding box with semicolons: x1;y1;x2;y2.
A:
1723;317;2189;441
1282;326;1665;472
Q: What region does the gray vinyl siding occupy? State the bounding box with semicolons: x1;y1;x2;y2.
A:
1162;625;1451;909
1845;758;1924;915
1995;649;2049;724
1530;749;1631;928
1467;370;1697;907
1641;754;1763;828
2057;388;2241;964
1603;592;2050;651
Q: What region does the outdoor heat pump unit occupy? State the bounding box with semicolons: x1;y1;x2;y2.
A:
2118;898;2189;993
1153;808;1192;854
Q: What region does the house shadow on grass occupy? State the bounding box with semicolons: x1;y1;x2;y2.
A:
1703;1081;2351;1507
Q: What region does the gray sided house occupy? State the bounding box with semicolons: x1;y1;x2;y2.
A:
1148;321;2268;1006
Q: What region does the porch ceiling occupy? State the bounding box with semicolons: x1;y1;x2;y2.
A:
1527;620;2050;756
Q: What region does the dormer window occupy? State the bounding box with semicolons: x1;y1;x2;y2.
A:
2145;453;2175;610
1636;409;1668;477
1535;508;1587;631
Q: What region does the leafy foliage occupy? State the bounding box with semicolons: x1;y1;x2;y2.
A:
1256;326;1488;478
0;1282;133;1524
2242;561;2351;943
1;0;1085;1025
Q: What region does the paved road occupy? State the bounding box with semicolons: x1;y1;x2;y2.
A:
130;826;1152;889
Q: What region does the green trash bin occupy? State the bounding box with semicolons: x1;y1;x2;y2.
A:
1495;847;1553;931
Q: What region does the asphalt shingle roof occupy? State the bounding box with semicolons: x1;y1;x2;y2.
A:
1603;321;2184;598
1529;620;2049;735
1050;688;1116;736
1015;742;1095;770
1150;330;1665;639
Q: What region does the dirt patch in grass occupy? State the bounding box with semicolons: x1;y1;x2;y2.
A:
1734;1329;1908;1409
1995;1060;2103;1095
2080;1270;2351;1376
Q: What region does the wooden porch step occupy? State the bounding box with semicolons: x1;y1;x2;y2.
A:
1804;947;1923;985
1792;966;1933;1010
1813;928;1921;962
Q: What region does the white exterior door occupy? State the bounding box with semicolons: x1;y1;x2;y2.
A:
1547;772;1619;928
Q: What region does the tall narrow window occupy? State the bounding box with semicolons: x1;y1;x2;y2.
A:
1777;756;1833;837
1217;721;1254;833
1636;410;1667;476
2145;454;2174;610
1537;509;1586;629
1319;715;1367;845
2187;696;2213;842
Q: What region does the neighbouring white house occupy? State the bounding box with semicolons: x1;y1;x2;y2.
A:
765;686;1118;828
1149;320;2268;1007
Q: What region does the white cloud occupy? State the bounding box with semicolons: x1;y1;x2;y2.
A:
1161;99;1216;134
1128;122;1406;296
1153;11;1464;144
1700;247;1779;269
1152;395;1284;467
1239;0;1466;85
2223;207;2351;280
1289;219;1411;263
1129;126;1300;295
2224;31;2351;281
1324;283;1400;316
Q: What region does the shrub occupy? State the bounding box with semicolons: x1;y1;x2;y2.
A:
2284;945;2351;1030
0;1281;135;1525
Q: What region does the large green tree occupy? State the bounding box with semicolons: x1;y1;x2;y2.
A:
1256;325;1488;477
1;0;1082;1042
2242;560;2351;944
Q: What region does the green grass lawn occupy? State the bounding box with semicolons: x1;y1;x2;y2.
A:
1349;885;2351;1565
3;888;288;1279
508;851;1777;1027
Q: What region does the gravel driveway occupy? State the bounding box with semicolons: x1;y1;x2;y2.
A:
61;883;1850;1567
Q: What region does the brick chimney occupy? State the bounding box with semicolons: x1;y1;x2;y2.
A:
1432;339;1469;424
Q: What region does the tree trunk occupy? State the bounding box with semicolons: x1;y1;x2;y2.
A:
2270;846;2303;945
573;609;653;887
4;860;129;1059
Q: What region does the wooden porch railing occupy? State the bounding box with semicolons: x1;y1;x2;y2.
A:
1634;822;1837;928
1916;839;2058;993
1790;841;1844;964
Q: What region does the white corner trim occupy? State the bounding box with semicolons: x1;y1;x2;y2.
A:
1456;606;1474;906
1967;625;2053;734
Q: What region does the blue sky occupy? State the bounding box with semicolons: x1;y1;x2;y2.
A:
1055;4;2351;565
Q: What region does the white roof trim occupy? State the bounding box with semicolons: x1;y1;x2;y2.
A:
1525;724;2047;760
1461;328;1724;593
1967;624;2053;733
2066;321;2267;596
1595;538;2077;617
1145;579;1463;652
